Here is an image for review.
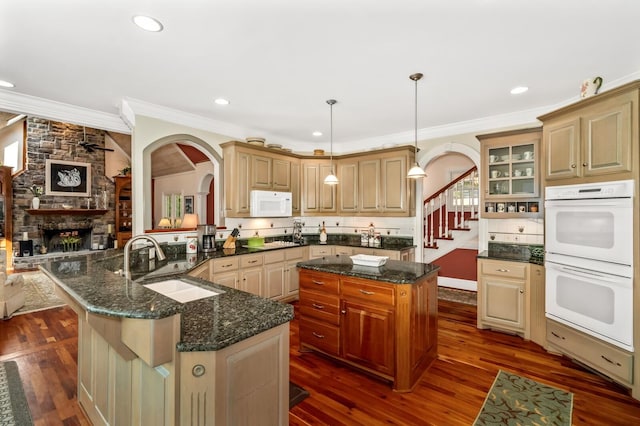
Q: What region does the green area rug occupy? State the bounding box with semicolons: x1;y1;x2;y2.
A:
0;361;34;425
474;370;573;426
14;271;65;315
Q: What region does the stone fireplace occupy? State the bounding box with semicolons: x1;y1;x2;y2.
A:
43;226;93;253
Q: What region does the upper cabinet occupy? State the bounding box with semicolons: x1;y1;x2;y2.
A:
538;80;639;186
338;147;415;217
222;141;416;218
477;128;543;218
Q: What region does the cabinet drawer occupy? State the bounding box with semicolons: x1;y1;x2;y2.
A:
240;253;263;268
300;317;340;356
341;278;394;306
309;245;334;257
546;320;633;385
299;271;340;295
285;246;305;260
480;259;527;280
299;290;340;325
334;246;354;255
263;250;285;264
212;257;239;272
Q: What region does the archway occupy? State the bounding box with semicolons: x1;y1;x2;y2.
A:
142;134;223;231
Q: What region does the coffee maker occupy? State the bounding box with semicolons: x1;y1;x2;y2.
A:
197;224;217;253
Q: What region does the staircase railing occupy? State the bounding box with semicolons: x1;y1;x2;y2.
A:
423;166;478;248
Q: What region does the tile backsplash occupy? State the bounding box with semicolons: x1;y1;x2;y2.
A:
486;218;544;245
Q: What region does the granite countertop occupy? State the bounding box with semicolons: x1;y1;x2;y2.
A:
297;255;439;284
39;250;294;352
477;243;544;265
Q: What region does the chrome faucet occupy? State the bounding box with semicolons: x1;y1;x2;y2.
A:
123;235;167;279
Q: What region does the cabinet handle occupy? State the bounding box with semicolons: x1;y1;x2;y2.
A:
601;355;622;367
312;280;325;285
222;264;233;268
359;289;375;295
519;290;524;294
551;331;565;340
312;303;324;310
312;332;325;339
496;268;510;273
341;310;346;314
571;164;577;168
248;260;258;264
582;162;588;167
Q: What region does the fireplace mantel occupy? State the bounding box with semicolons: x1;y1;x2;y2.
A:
25;209;108;216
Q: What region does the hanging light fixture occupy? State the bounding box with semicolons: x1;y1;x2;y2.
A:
407;73;427;179
324;99;339;185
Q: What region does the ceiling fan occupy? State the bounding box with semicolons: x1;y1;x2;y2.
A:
79;127;114;152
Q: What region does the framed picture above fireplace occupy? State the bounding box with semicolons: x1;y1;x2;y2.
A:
45;159;91;197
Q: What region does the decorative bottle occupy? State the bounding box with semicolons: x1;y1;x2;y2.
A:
319;221;327;244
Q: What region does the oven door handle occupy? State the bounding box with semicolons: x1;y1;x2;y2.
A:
558;265;628;283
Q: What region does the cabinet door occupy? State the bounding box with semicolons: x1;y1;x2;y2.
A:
187;261;211;281
264;262;285;299
251;155;272;189
272;158;291;191
302;163;320;213
319;163;337;212
479;276;525;331
381;155;407;213
338;161;358;214
236;152;252;213
544;118;581;180
213;271;238;289
582;100;632;177
359;159;381;213
341;299;395;376
240;268;263;296
284;260;300;297
290;161;301;214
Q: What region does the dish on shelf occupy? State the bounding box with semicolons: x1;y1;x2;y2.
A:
512;153;522;160
500;155;510;161
350;254;389;267
266;143;282;149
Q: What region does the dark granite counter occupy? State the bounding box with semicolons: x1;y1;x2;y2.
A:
39;250;294;352
477;242;544;265
297;255;439;284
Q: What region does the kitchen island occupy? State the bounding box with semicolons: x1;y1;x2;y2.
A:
297;255;439;392
40;250;294;426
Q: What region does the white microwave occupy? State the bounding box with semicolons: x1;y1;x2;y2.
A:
250;190;292;217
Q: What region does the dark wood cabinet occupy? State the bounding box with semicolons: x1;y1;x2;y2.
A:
0;166;12;270
299;268;438;392
114;175;132;247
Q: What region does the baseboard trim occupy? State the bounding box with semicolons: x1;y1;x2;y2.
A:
437;276;477;292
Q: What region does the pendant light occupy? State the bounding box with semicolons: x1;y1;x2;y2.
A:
324;99;339;185
407;73;427;179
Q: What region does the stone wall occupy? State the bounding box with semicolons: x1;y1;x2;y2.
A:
12;117;116;256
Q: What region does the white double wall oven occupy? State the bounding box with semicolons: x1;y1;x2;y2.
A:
545;180;635;352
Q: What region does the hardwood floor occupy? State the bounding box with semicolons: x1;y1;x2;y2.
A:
2;300;640;425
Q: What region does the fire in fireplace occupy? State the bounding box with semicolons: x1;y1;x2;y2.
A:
43;227;93;253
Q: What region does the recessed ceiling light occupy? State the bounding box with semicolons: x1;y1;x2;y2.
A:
133;15;164;32
0;80;15;88
214;98;230;105
312;131;322;137
510;86;529;95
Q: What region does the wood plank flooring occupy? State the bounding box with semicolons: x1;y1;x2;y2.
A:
2;300;640;425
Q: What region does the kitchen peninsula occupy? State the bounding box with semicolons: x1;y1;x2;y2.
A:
297;255;439;392
40;250;294;426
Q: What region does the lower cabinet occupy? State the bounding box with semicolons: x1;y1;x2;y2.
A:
264;250;286;299
477;258;545;345
298;268;438;392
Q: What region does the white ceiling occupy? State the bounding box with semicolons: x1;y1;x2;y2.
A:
1;0;639;151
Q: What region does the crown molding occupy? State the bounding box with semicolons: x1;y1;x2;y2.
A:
0;89;130;133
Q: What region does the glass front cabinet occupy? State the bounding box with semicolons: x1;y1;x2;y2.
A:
477;127;542;218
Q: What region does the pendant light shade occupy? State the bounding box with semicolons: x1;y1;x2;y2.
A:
407;73;427;179
324;99;339;185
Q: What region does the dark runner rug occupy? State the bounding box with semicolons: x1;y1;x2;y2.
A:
0;361;33;425
289;381;309;409
474;370;572;426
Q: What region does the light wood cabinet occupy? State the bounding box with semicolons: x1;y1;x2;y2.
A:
239;254;263;296
114;175;133;247
477;258;545;344
212;257;240;289
299;268;438;392
221;141;297;217
358;158;381;213
309;245;334;259
477;128;542;218
291;160;301;215
539;80;638;185
264;250;285;299
302;160;337;215
338;160;358;214
187;260;211;281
